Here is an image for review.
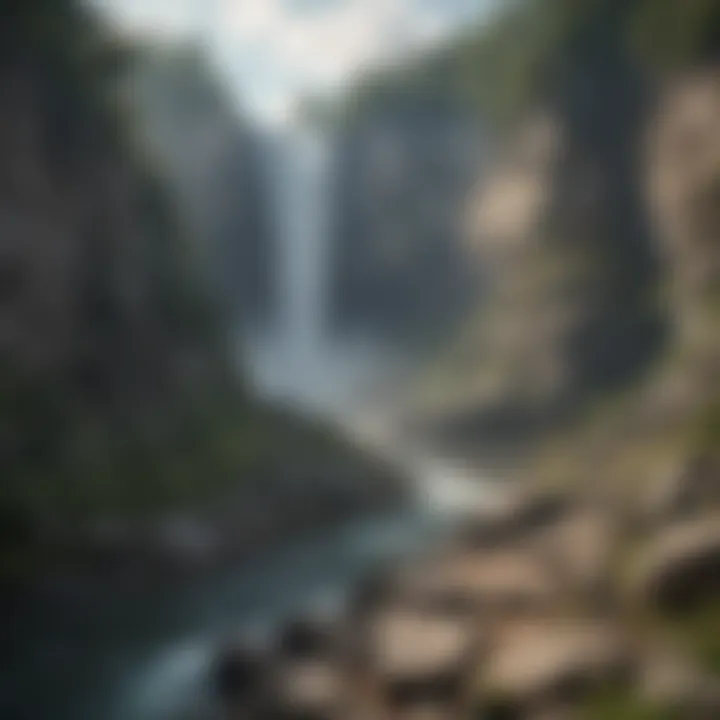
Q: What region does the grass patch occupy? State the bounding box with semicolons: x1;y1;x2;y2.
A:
663;600;720;676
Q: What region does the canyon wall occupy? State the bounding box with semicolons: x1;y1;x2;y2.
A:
129;47;272;325
330;106;485;346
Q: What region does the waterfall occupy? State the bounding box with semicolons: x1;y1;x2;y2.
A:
245;124;331;410
275;127;331;389
246;123;401;418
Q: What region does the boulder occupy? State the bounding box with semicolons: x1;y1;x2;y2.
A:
368;610;478;707
629;515;720;611
399;550;559;615
212;642;269;710
533;510;616;598
476;620;631;710
458;490;573;549
270;660;345;720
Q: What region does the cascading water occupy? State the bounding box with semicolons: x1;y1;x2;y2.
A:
247;123;400;418
268;126;332;406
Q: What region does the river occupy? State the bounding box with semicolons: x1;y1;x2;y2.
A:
1;463;496;720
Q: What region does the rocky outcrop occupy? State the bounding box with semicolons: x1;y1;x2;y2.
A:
425;64;664;441
647;67;720;398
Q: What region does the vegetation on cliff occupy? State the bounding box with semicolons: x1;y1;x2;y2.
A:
347;0;720;127
0;1;379;580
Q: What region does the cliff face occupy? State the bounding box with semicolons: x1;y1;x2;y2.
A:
648;68;720;397
129;48;272;325
414;45;674;447
0;6;251;527
457;62;663;412
0;4;410;553
0;47;196;394
330;107;484;346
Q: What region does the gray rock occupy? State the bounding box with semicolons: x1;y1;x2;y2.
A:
270;660;345;720
212;642;270;710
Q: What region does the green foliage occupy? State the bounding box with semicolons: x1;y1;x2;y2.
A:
627;0;720;70
692;401;720;454
344;0;720;128
661;601;720;677
583;689;678;720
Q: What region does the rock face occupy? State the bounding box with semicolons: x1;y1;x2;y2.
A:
647;67;720;394
0;57;171;378
436;89;662;433
330;107;484;346
129;47;272;324
410;48;674;450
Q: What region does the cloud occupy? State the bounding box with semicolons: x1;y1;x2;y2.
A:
94;0;201;37
96;0;491;123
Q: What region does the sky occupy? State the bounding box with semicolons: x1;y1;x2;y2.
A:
93;0;493;124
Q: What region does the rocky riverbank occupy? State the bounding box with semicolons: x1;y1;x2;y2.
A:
210;467;720;720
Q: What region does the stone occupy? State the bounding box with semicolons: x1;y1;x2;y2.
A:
629;515;720;611
478;620;630;707
533;510;616;598
400;550;559;615
212;642;269;709
459;490;573;549
271;660;345;720
368;610;477;706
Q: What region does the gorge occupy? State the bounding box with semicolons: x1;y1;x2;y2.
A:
3;1;720;719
